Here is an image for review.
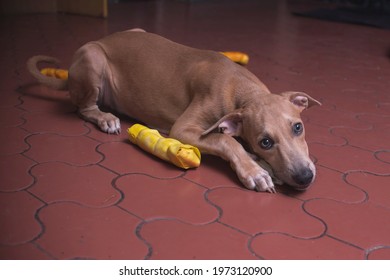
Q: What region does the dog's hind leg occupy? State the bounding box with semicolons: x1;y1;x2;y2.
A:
68;43;121;134
70;84;121;134
78;88;121;134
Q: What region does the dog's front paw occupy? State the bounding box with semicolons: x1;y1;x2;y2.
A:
238;164;276;193
98;113;121;134
255;159;283;186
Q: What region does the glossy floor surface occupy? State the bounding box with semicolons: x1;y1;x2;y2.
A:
0;0;389;259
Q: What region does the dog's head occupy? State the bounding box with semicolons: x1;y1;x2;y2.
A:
203;91;321;190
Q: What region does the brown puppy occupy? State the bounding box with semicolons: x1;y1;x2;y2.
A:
27;29;321;192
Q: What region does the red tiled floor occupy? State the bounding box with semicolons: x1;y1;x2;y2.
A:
140;219;256;260
345;172;390;209
303;107;372;130
24;134;102;165
357;114;390;128
326;88;387;115
367;247;390;260
250;233;363;259
304;122;347;146
207;187;325;237
0;243;51;260
117;174;218;224
376;151;390;164
310;144;389;174
36;202;147;259
304;199;390;249
333;126;390;152
184;155;242;189
18;85;76;114
98;141;185;178
21;112;88;136
0;0;389;260
0;192;44;245
0;154;35;192
0;107;25;128
0;127;30;155
29;162;121;207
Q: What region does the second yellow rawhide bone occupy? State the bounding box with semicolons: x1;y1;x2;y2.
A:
128;124;201;169
220;51;249;65
40;68;68;80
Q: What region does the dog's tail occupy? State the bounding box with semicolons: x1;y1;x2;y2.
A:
27;55;68;90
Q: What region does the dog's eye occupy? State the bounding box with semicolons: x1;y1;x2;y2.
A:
293;122;303;135
259;137;274;150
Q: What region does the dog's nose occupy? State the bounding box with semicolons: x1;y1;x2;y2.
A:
292;168;314;187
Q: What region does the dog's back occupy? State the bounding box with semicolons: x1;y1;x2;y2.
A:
71;30;247;130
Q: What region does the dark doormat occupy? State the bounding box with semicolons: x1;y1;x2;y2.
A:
292;1;390;29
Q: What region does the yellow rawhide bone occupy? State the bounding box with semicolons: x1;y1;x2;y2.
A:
40;68;68;80
220;51;249;65
128;124;201;169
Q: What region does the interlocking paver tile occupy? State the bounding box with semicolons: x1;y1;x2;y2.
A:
18;84;76;113
375;151;390;164
0;92;22;108
0;154;35;191
303;107;371;129
310;74;351;93
367;247;390;260
21;112;88;136
139;219;256;260
98;142;184;178
377;103;390;115
304;123;346;146
0;192;44;245
30;162;121;207
305;199;390;249
357;114;390;128
24;134;102;165
250;233;363;259
332;127;389;151
0;127;30;155
117;174;218;224
310;143;390;174
0;243;51;260
0;107;24;128
345;172;390;209
207;187;325;237
0;74;18;91
287;166;366;203
326;89;386;115
36;202;147;259
184;155;241;189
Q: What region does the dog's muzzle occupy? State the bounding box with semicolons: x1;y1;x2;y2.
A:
292;168;314;190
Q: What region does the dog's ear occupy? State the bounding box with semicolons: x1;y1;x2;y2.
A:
280;91;322;112
202;111;243;136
